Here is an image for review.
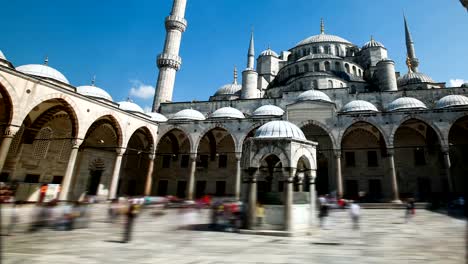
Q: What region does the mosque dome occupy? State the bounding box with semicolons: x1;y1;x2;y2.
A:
0;50;6;60
341;100;379;113
210;107;245;119
16;63;70;84
214;67;242;96
436;95;468;109
397;72;435;87
146;112;168;122
297;54;341;61
170;109;206;121
362;37;385;49
297;90;332;103
118;100;144;113
296;34;352;47
77;85;113;101
252;105;285;117
259;48;279;58
387;97;427;112
255;121;306;140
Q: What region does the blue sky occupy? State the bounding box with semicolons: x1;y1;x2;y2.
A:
1;0;467;110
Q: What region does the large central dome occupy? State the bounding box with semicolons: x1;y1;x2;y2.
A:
296;34;352;47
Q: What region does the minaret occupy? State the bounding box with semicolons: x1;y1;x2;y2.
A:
152;0;188;112
241;32;259;99
404;15;419;73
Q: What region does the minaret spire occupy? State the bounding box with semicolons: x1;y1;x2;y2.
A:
403;14;419;72
320;18;325;34
247;30;255;69
152;0;188;112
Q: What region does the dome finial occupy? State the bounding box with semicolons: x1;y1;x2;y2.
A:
320;18;325;34
370;35;374;41
233;66;238;85
44;56;49;66
91;75;96;86
126;97;133;103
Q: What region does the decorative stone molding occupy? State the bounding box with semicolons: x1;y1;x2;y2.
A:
115;147;126;156
165;15;188;32
3;126;20;137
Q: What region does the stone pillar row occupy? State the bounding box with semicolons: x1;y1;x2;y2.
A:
0;125;20;173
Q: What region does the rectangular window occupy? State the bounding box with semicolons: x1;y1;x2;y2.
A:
367;151;378;167
162;155;171;168
177;181;187;198
157;180;168;196
218;154;228;168
52;176;63;184
414;148;426;166
24;174;40;183
0;173;9;182
216;181;226;196
278;181;284;192
198;155;209;168
345;152;356;167
180;155;189;168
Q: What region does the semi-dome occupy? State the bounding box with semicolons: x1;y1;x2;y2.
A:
436;95;468;109
296;34;352;47
255;121;306;140
362;37;385;50
77;85;113;101
16;64;70;84
387;97;427;112
297;90;332;103
210;107;245;119
0;50;6;60
118;100;144;113
341;100;379;113
252;105;285;117
170;109;206;121
146;112;168;122
260;48;279;58
398;72;435;86
297;53;341;61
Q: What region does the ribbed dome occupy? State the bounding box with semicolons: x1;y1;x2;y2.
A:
260;48;279;58
296;34;352;47
252;105;285;117
297;90;332;103
171;109;206;121
362;38;385;49
0;50;6;60
214;83;242;96
298;53;341;61
398;72;435;86
436;95;468;109
16;64;69;84
341;100;379;113
146;112;168;122
118;100;144;113
210;107;245;119
255;121;306;140
77;85;113;101
387;97;427;112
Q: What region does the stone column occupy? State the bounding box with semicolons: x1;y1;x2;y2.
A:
186;153;197;200
0;126;19;173
334;150;343;198
309;170;317;228
284;168;296;232
59;139;83;201
144;153;156;196
387;149;400;202
441;146;453;193
109;148;125;200
235;152;242;200
247;169;258;230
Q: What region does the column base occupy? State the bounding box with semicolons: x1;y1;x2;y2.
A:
390;199;402;204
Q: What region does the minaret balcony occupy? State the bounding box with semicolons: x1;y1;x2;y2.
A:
165;15;188;32
157;54;182;70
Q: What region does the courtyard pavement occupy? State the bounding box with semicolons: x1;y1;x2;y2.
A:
1;205;466;264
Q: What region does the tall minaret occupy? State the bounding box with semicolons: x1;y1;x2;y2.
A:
152;0;188;112
241;32;259;99
404;15;419;73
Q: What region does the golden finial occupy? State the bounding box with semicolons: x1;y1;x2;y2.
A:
233;66;238;85
406;56;413;73
320;18;325;34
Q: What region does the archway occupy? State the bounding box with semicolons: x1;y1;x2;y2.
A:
257;154;283;204
196;127;236;198
394;119;443;201
0;84;13;136
341;122;387;201
155;129;191;197
448;116;468;196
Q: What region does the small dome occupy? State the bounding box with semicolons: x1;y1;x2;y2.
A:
118;100;144;113
255;121;306;140
362;38;385;49
297;53;341;61
387;97;427;112
252;105;285;117
210;107;245;119
296;34;352;47
146;112;168;122
436;95;468;109
16;64;70;84
341;100;379;113
214;83;242;96
171;109;206;121
297;90;332;103
461;83;468;88
398;72;435;86
77;85;113;101
0;50;6;60
260;48;279;58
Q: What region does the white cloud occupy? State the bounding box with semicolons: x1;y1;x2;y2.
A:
129;80;155;100
448;79;468;87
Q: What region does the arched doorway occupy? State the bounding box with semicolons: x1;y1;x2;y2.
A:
301;123;333;195
155;129;190;197
257;154;283;204
341;122;387;201
394;119;443;201
448;116;468;196
196;127;235;198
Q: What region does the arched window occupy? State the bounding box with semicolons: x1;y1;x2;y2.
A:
324;46;331;54
299;82;304;90
335;62;340;71
312;47;318;54
288;68;292;76
295;65;300;74
33;127;53;160
313;80;319;89
335;46;340;56
306;48;310;55
358;69;362;77
345;63;350;73
352;66;357;75
328;80;334;88
314;62;320;71
304;63;309;72
324;61;331;71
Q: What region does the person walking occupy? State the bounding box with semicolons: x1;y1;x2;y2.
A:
123;203;139;243
256;203;265;228
7;200;19;235
318;195;329;229
405;198;415;223
349;201;360;230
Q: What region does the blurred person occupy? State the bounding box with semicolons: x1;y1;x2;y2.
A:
405;198;415;223
318;195;329;229
256;203;265;228
108;199;119;223
6;200;20;235
123;202;140;243
349;201;360;230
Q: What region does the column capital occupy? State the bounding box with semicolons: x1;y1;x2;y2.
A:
115;147;126;156
440;145;450;153
235;152;242;161
71;139;84;149
189;152;197;160
386;148;395;156
333;149;342;158
3;125;20;137
148;153;156;160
